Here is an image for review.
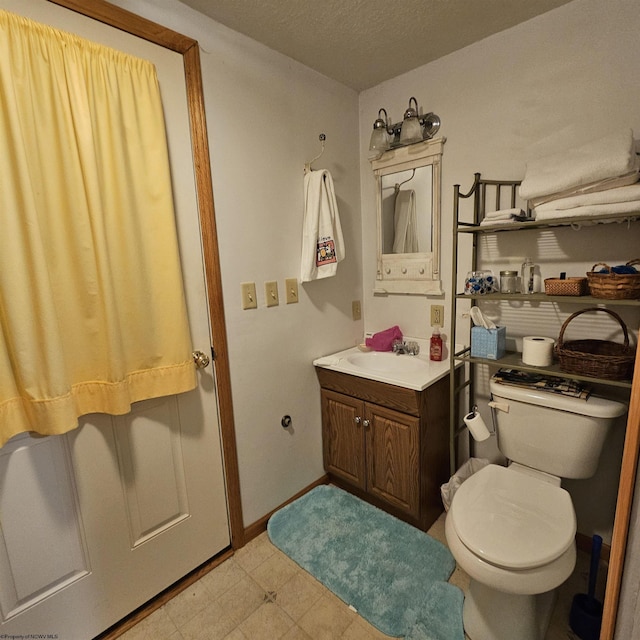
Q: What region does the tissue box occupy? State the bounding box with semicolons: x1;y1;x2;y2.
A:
471;326;506;360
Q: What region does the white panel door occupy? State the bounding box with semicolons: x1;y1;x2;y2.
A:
0;2;231;638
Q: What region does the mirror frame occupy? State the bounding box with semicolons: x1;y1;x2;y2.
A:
371;137;445;295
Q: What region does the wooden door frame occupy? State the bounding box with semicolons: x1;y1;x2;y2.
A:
601;340;640;638
47;0;244;549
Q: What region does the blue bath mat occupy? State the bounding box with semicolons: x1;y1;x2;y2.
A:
267;484;461;638
405;582;465;640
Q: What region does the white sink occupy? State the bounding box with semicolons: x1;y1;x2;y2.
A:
345;351;430;374
313;339;455;391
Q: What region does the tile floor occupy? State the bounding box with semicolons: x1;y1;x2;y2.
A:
119;512;594;640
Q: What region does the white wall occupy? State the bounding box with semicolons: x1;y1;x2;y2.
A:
359;0;640;542
104;0;363;526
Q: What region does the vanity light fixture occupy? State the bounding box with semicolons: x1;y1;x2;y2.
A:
368;97;441;160
369;108;392;159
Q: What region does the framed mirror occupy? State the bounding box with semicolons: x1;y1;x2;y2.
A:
371;137;445;295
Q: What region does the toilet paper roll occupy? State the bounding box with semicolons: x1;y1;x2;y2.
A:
522;336;555;367
464;410;491;442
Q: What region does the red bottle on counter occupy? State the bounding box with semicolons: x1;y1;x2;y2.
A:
430;328;443;361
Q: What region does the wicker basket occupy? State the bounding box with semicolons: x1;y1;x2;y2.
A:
587;259;640;300
544;277;588;296
554;307;636;380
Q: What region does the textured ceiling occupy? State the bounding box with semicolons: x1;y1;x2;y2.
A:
179;0;573;91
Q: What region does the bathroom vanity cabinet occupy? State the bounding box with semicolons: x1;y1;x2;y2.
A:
316;367;451;532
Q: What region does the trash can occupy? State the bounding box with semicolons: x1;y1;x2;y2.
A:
440;458;489;511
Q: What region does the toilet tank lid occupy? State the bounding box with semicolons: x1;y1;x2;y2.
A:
489;378;627;419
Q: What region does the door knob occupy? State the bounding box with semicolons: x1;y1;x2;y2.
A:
192;350;211;369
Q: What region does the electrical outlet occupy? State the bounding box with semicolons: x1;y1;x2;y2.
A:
265;281;279;307
285;278;299;304
352;300;362;321
431;304;444;327
241;282;257;310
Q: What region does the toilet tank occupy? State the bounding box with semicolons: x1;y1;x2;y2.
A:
489;378;627;479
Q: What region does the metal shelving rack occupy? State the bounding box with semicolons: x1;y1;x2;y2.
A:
448;173;640;473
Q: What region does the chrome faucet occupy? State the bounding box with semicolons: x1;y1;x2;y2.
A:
392;340;420;356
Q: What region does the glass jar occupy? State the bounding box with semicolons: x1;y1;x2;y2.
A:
499;270;519;294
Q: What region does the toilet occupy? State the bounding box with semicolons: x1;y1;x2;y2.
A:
445;376;627;640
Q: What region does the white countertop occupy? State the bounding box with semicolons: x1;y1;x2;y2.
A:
313;338;454;391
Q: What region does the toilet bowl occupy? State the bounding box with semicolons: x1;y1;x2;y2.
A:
446;464;577;639
445;376;627;640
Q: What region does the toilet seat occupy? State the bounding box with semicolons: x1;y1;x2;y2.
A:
450;464;576;570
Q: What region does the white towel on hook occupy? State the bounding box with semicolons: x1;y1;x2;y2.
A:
393;189;418;253
300;169;345;282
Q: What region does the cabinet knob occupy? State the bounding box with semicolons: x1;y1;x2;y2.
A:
362;419;370;428
354;416;361;425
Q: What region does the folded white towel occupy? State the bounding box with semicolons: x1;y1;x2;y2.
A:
519;129;637;200
534;183;640;213
300;169;345;282
529;168;640;208
533;199;640;221
483;208;526;220
479;217;520;226
479;208;528;226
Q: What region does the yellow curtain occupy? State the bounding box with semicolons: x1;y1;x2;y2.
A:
0;11;197;447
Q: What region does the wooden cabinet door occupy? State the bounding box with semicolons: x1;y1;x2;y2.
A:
365;403;420;518
321;390;366;489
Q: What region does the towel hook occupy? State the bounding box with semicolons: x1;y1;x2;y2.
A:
304;133;326;174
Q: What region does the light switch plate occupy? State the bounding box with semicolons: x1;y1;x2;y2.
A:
285;278;298;304
265;281;279;307
352;300;362;321
241;282;257;310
